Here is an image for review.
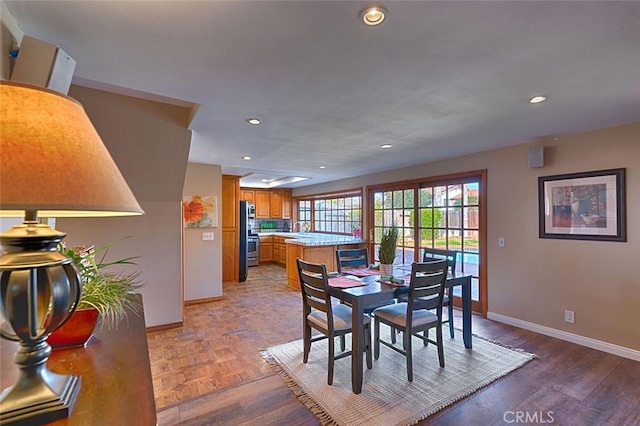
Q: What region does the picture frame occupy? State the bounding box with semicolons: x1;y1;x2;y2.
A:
538;168;626;242
183;195;218;228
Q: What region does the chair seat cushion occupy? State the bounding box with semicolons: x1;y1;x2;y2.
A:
373;302;438;328
308;304;371;332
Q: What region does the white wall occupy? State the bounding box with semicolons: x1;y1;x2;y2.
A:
182;163;223;301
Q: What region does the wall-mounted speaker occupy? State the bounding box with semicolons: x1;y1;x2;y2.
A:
528;146;544;168
10;35;76;95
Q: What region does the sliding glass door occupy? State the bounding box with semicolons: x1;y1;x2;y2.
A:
368;171;486;314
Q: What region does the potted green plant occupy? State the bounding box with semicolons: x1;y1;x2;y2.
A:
48;239;144;349
378;226;398;276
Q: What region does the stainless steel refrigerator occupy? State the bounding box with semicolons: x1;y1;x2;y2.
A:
239;200;249;282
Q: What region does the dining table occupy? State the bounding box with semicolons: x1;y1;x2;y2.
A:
327;267;473;394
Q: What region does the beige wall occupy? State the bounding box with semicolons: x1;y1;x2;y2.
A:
58;85;192;327
295;122;640;353
183;163;223;301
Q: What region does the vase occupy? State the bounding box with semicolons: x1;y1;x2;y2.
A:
379;263;394;276
48;308;100;350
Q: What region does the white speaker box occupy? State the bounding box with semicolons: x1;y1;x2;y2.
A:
10;36;76;95
528;146;544;168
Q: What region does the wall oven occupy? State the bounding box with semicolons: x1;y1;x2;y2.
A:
247;235;259;267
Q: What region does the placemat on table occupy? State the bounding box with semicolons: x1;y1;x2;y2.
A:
328;276;368;288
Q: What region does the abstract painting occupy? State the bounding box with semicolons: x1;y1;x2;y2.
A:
183;195;218;228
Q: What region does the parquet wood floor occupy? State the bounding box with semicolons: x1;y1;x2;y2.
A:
150;264;639;425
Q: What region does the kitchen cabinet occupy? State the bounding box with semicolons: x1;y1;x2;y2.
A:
269;190;283;218
279;238;287;265
240;189;255;203
282;190;292;219
271;236;290;266
255;190;270;218
259;236;273;262
239;188;292;219
222;175;240;282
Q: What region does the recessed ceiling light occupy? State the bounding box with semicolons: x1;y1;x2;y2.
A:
246;118;261;125
380;144;392;149
242;156;251;160
319;166;326;169
529;96;546;104
361;6;387;26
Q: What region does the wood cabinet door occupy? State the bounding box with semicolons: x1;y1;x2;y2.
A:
282;190;292;219
221;175;239;283
222;176;239;228
240;189;255;202
222;229;237;282
269;190;283;218
259;243;272;262
255;190;270;218
279;242;287;264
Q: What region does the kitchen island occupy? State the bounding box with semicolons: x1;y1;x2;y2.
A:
273;232;366;290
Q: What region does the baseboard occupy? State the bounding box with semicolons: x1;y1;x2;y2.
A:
487;312;640;362
146;321;183;332
185;295;224;306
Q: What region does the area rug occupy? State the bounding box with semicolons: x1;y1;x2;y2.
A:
261;329;535;426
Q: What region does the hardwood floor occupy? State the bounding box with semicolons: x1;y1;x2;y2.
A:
149;264;639;425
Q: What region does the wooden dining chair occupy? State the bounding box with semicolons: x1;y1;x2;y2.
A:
335;248;396;315
335;248;370;273
423;248;458;338
296;258;372;385
373;259;448;381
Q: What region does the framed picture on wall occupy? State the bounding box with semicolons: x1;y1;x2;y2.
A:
538;168;626;242
183;195;218;228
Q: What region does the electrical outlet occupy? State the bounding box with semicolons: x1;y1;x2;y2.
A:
202;232;214;241
564;310;575;324
498;237;506;247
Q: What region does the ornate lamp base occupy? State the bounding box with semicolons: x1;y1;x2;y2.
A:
0;219;82;424
0;369;80;425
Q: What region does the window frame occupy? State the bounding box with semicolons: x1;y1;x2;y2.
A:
295;189;363;235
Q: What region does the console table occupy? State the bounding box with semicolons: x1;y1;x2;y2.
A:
0;294;156;425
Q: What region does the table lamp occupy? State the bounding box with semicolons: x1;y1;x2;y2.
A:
0;81;143;424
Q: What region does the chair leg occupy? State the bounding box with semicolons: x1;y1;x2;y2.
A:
364;324;373;369
391;326;397;344
303;325;311;363
340;335;346;352
423;329;429;346
436;325;445;368
448;303;455;338
405;328;413;382
328;335;335;385
374;317;380;360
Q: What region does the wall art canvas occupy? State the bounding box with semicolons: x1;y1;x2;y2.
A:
183;195;218;228
538;169;626;241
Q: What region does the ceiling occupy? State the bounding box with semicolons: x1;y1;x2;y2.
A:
5;1;640;189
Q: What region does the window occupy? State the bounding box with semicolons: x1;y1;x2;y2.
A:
368;171;486;315
297;192;362;235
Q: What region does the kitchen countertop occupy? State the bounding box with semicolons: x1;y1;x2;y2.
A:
257;232;366;246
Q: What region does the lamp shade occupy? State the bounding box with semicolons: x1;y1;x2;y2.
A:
0;81;143;217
